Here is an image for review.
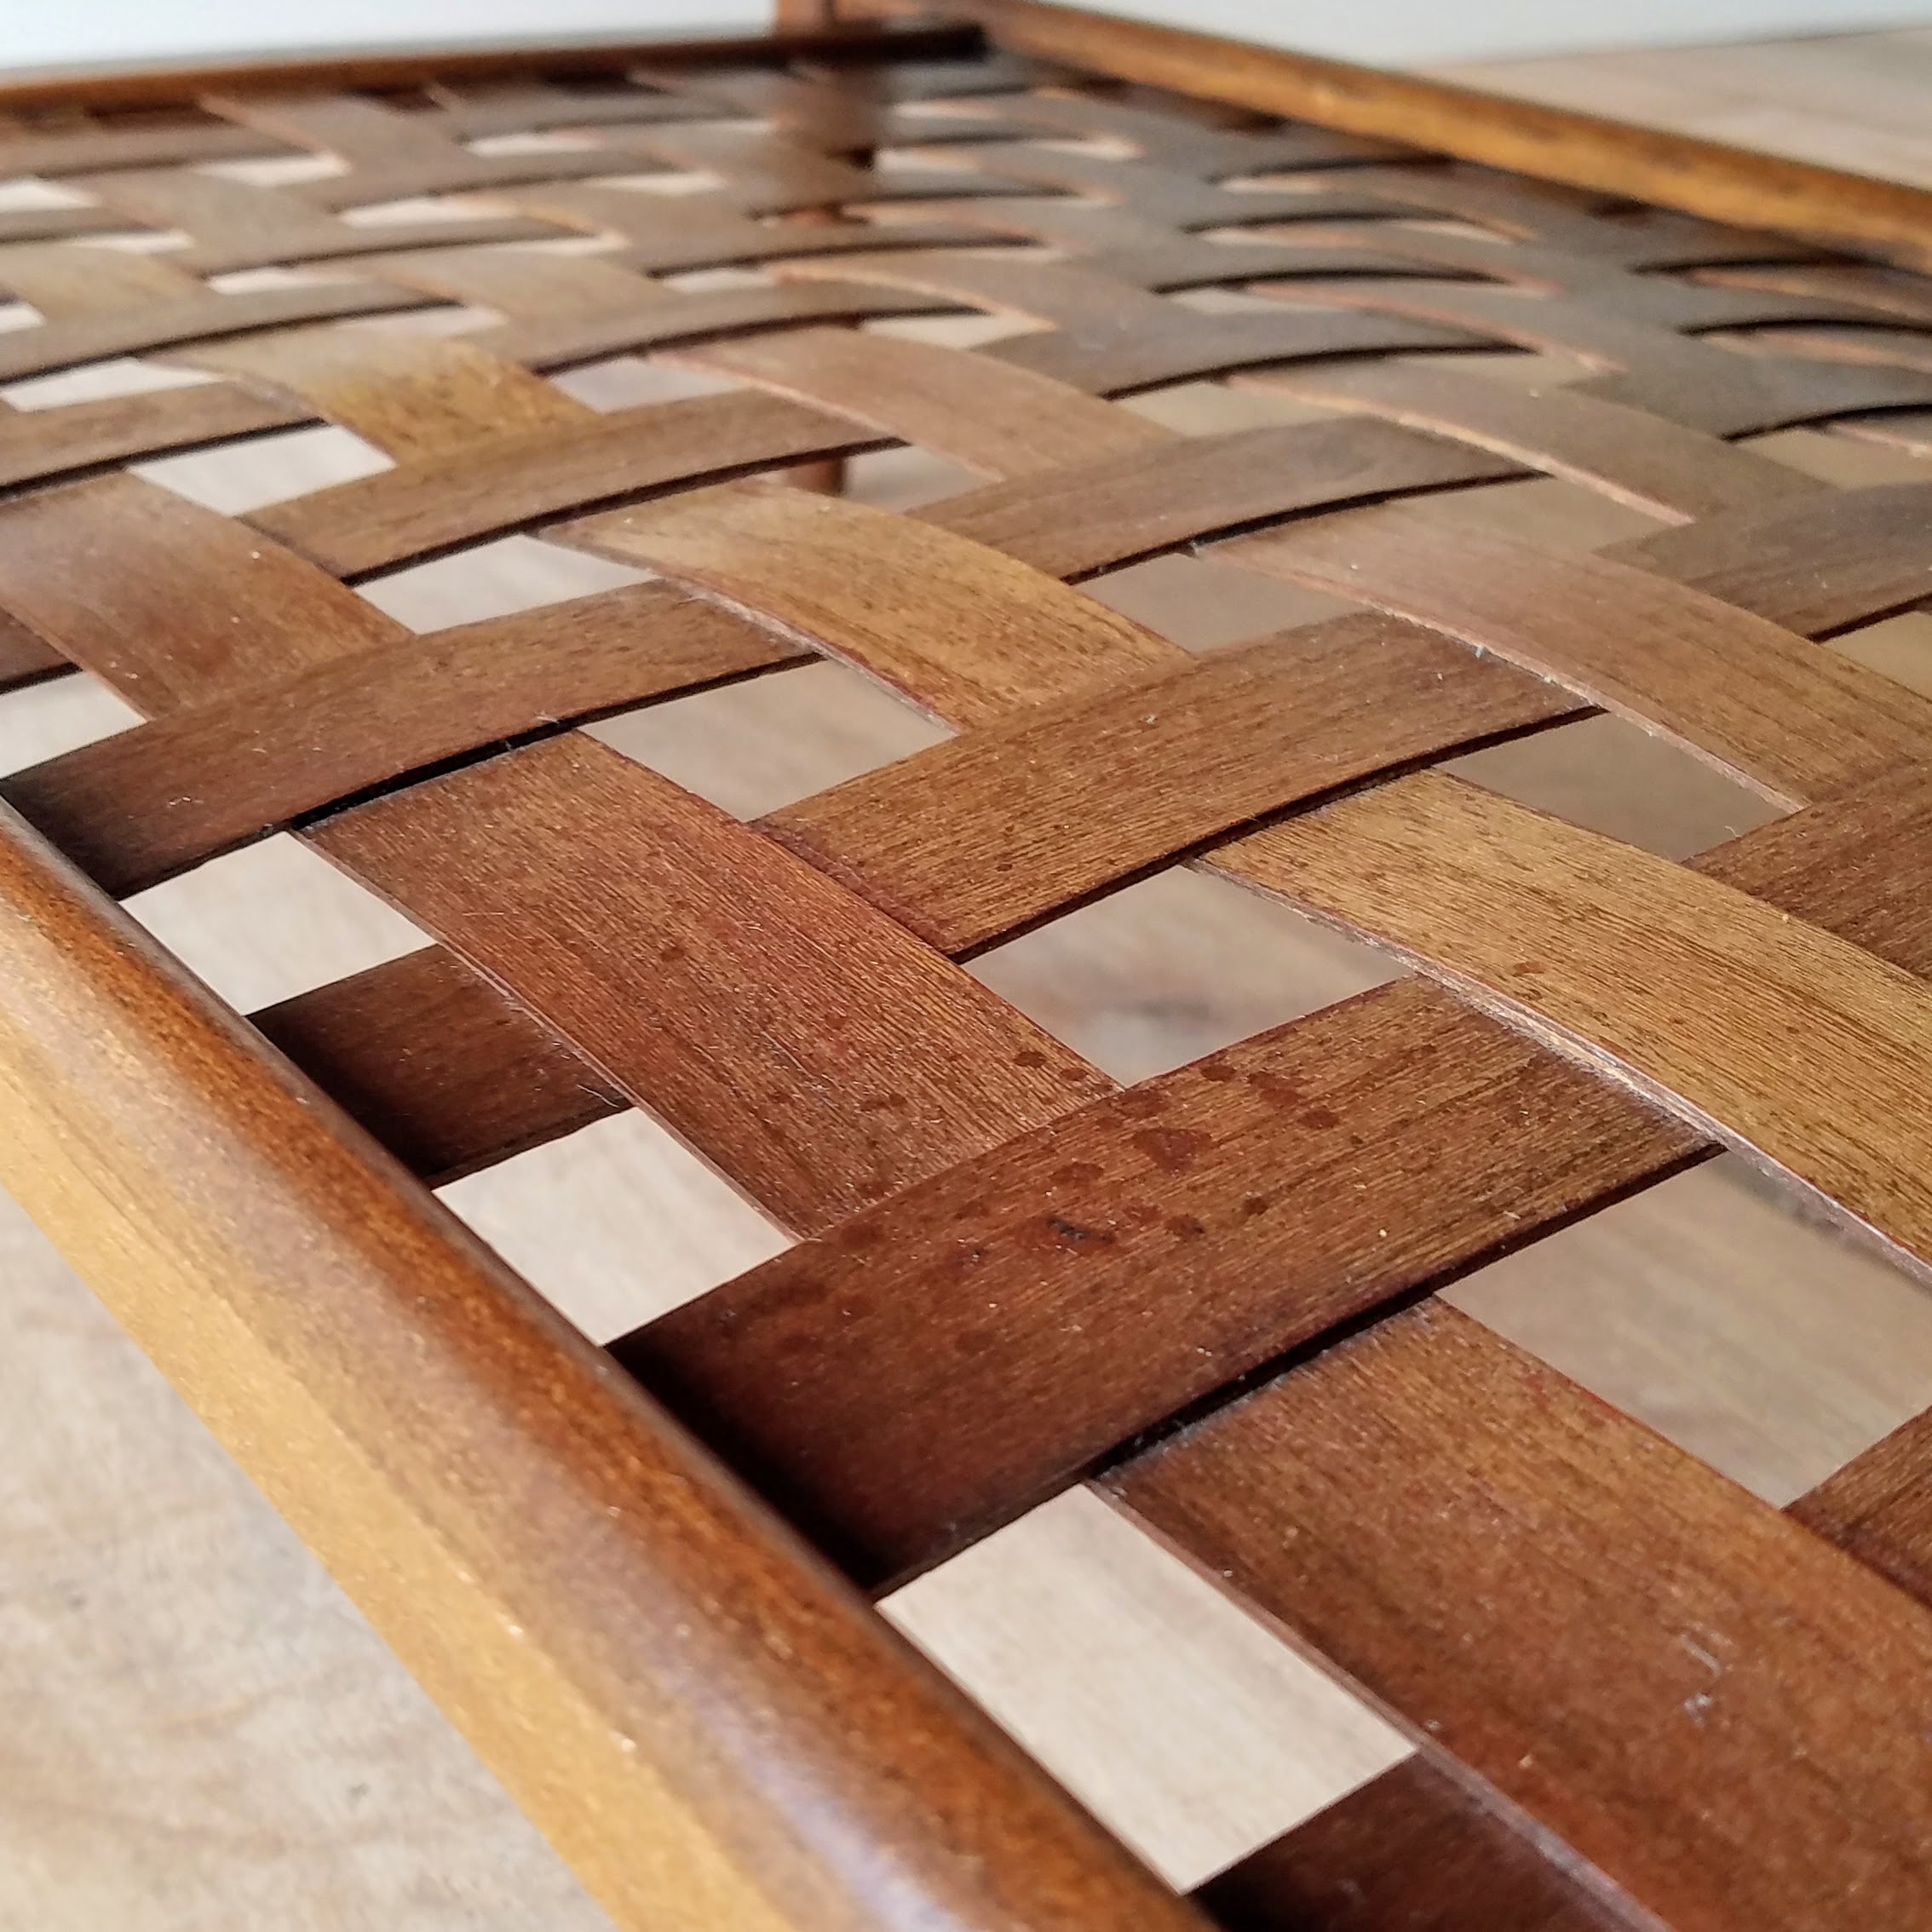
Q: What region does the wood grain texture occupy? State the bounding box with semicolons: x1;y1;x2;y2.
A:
899;0;1932;268
1219;772;1932;1273
1198;1757;1621;1932
308;733;1104;1233
1221;499;1932;803
764;616;1579;953
1111;1302;1932;1932
1237;358;1828;520
1;584;799;899
618;979;1693;1590
566;482;1179;727
9;20;1932;1932
248;392;882;578
0;797;1205;1932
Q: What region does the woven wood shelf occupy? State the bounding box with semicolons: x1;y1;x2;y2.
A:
0;8;1929;1929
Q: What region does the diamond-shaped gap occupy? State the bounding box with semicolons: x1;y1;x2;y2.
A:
0;667;140;776
549;355;735;411
134;420;391;513
593;655;950;819
1446;1153;1932;1507
1084;553;1354;653
1744;423;1932;487
969;860;1400;1084
1830;609;1932;696
3;355;226;408
1444;712;1785;859
356;536;647;630
883;1485;1410;1890
438;1108;792;1345
124;836;432;1013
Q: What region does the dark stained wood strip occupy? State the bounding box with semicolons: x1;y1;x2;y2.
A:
0;278;436;384
566;480;1179;727
1604;479;1932;637
920;417;1519;579
0;20;980;114
607;761;1932;1592
665;325;1172;475
183;325;592;458
251;945;630;1187
1196;1757;1624;1932
618;979;1693;1590
76;164;566;275
307;733;1102;1233
479;279;952;375
0;472;405;709
246;390;883;578
764;616;1580;953
0;607;69;691
1108;1300;1932;1932
2;584;803;898
0;778;1204;1932
1237;359;1828;521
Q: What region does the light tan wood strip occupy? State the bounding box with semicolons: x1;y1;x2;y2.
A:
565;481;1181;726
1239;359;1828;521
181;325;591;459
1219;770;1932;1273
666;326;1172;476
1221;501;1932;804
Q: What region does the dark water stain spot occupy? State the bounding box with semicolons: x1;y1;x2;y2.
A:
1134;1126;1210;1173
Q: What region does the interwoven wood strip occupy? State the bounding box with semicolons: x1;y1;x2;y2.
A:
2;22;1932;1932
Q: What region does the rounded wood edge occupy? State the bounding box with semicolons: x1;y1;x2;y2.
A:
865;0;1932;273
0;801;1203;1932
0;19;980;113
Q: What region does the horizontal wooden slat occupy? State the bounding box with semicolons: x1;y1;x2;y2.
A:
308;733;1103;1233
1109;1301;1932;1932
1218;771;1932;1272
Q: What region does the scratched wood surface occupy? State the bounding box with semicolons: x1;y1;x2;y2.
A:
2;17;1932;1932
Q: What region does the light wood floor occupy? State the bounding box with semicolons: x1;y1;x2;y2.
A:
1442;24;1932;187
4;26;1932;1932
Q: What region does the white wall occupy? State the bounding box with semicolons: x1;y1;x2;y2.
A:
1;0;1925;76
1067;0;1931;66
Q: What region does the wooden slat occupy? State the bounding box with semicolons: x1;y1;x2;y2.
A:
0;279;435;384
572;481;1179;727
1221;500;1932;804
1218;771;1932;1273
2;584;802;899
764;615;1578;953
618;979;1692;1589
1109;1301;1932;1932
0;473;404;709
1237;359;1828;521
308;733;1103;1233
0;785;1205;1932
917;0;1932;268
247;391;883;578
0;382;306;492
1197;1757;1621;1932
667;325;1173;476
0;20;980;113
